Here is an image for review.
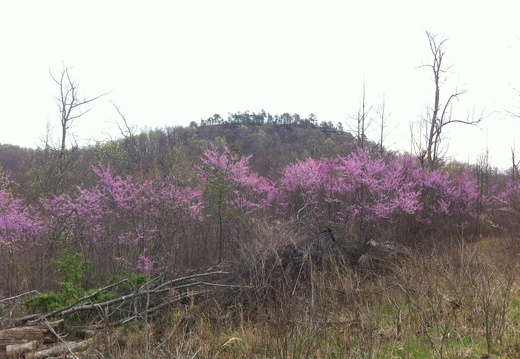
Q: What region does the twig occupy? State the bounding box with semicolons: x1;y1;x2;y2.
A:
0;290;39;304
154;271;231;291
41;318;77;359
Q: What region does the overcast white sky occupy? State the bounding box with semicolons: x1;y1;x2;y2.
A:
1;1;519;169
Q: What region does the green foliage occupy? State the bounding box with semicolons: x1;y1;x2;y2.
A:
94;140;126;173
23;292;63;313
206;178;233;211
0;165;8;192
52;247;91;299
84;287;114;303
215;136;227;146
23;239;94;314
108;265;148;293
256;129;267;144
168;146;196;181
202;145;241;212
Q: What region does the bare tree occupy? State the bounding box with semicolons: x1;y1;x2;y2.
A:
376;95;391;156
475;147;492;235
50;65;108;159
30;65;108;197
420;31;482;169
348;79;373;149
112;103;142;168
506;88;520;119
409;118;429;168
511;147;520;181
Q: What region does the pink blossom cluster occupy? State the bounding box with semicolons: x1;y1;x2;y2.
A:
197;145;274;217
277;150;480;233
0;188;42;248
39;165;201;272
0;145;505;275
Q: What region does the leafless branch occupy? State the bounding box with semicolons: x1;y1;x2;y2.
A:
49;65;108;156
112;102;142;167
15;270;233;327
418;31;483;169
0;290;39;304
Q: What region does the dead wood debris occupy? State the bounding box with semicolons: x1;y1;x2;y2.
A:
0;237;410;357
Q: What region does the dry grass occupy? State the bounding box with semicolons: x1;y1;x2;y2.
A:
13;231;520;358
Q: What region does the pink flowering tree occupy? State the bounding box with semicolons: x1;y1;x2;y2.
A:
41;165;201;280
409;167;481;239
0;184;43;294
492;178;520;233
277;150;416;240
360;154;423;240
139;177;203;267
0;189;43;249
197;145;273;262
278;157;342;216
277;150;481;243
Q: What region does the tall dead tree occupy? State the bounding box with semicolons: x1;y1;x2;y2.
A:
376;95;391;156
506;84;520;179
421;31;481;170
349;79;373;149
31;65;109;197
50;65;108;159
511;147;520;181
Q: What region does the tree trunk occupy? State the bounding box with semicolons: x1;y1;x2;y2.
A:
5;340;38;358
33;338;93;359
0;320;63;358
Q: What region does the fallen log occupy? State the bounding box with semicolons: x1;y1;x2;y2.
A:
5;340;38;358
0;320;63;351
32;338;93;359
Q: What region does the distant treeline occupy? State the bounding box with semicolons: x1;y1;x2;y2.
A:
192;110;343;132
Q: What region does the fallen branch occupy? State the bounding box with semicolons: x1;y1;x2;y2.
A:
14;269;235;328
0;291;39;305
28;278;130;325
153;270;232;291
